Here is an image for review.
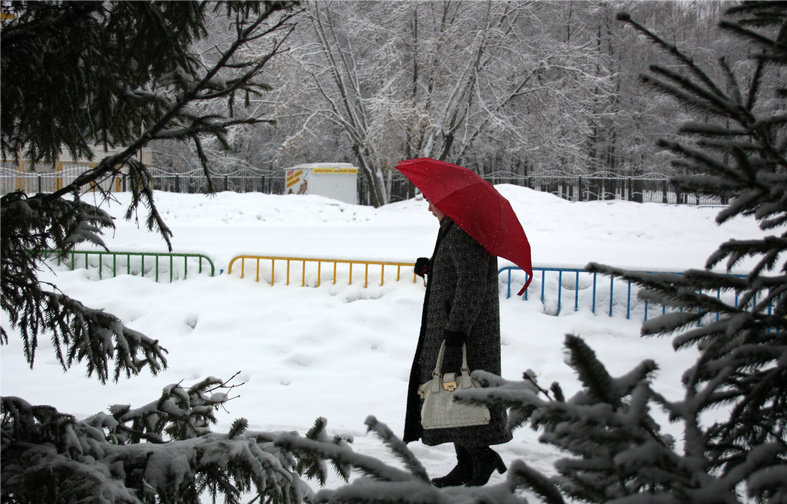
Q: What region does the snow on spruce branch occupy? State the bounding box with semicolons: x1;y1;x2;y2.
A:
1;375;312;504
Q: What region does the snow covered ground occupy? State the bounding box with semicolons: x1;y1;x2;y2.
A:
0;186;771;497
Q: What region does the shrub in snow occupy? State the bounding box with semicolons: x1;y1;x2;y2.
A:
275;416;531;504
1;375;316;503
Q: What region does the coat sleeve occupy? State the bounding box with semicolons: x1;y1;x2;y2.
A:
444;226;494;337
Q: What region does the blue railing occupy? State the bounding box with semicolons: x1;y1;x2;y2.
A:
500;266;627;318
498;265;756;322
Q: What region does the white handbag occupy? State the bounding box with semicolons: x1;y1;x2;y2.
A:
419;341;491;430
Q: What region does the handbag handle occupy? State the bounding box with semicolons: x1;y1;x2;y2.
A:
432;340;471;377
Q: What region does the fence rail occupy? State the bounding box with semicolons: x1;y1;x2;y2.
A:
0;165;283;196
499;265;757;323
226;255;418;288
2;165;724;206
1;163;123;194
386;172;726;205
37;249;215;282
34;248;761;325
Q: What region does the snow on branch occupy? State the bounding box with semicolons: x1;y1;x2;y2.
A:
1;376;311;503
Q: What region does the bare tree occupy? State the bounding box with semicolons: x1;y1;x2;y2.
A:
271;1;615;206
145;1;740;205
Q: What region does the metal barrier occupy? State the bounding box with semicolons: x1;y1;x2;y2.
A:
33;248;761;324
4;164;723;206
499;265;755;322
1;163;122;195
37;249;215;282
226;255;418;288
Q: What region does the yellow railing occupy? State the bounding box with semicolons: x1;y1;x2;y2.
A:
226;255;418;288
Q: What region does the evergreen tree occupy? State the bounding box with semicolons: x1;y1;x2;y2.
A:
0;2;314;502
492;2;787;501
1;375;318;504
274;415;532;503
594;1;787;493
544;1;786;501
1;0;297;379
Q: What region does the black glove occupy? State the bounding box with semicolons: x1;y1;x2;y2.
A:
443;329;466;347
414;257;430;278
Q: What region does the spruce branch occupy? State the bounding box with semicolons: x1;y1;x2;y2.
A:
616;12;726;98
644;66;743;121
1;190;168;382
275;429;414;483
1;378;310;504
507;460;566;504
523;369;555;401
1;1;298;384
364;416;429;483
563;334;619;407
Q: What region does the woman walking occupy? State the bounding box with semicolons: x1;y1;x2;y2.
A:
396;157;532;487
403;200;511;487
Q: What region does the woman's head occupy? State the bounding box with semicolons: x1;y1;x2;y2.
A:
428;201;445;222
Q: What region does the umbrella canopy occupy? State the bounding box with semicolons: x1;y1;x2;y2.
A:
396;157;532;295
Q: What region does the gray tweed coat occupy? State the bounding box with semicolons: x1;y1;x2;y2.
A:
403;218;512;447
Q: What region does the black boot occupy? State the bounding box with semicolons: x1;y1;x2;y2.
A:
431;445;472;488
466;446;506;486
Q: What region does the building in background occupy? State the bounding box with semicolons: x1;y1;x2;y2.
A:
1;146;153;195
285;163;359;204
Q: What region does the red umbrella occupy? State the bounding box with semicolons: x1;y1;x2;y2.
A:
396;157;532;295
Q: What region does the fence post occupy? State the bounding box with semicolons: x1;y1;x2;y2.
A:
55;161;63;191
577;176;583;201
15;160;25;192
632;178;641;203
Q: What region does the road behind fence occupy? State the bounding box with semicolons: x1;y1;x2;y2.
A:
1;165;723;205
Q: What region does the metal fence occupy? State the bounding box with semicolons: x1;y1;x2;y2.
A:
498;265;758;324
145;167;284;194
2;164;722;206
0;165;283;196
0;162;123;194
385;170;725;205
38;247;757;325
226;254;418;288
38;249;215;282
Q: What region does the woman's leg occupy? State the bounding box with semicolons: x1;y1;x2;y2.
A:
431;444;472;487
465;446;507;486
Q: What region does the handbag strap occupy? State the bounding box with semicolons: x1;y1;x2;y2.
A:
432;341;471;377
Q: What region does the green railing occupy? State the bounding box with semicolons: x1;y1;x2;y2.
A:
36;249;215;282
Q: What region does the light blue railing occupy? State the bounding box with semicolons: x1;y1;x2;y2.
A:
498;265;757;322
